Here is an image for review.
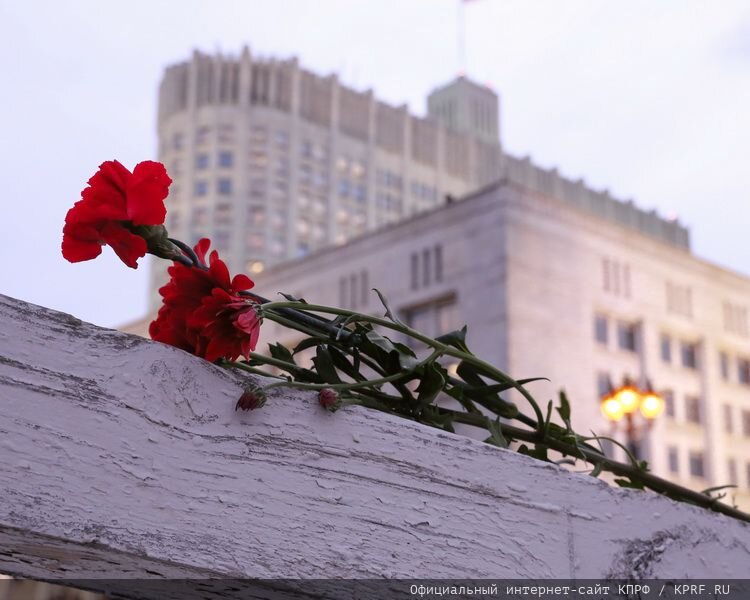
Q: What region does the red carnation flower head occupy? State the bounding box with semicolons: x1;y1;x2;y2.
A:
149;238;262;363
62;160;174;269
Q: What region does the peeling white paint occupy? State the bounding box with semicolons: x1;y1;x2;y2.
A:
0;293;749;586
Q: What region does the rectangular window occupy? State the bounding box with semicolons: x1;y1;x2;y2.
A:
434;245;443;283
685;395;701;424
728;459;738;486
218;178;232;195
724;404;734;434
617;322;638;352
681;342;698;370
172;132;184;150
743;410;750;437
622;265;631;298
667;447;679;474
422;248;432;287
688;452;705;478
596;372;612;398
663;390;675;418
403;298;458;342
218;151;233;167
410;253;419;290
739;359;750;385
360;270;369;307
349;274;357;310
594;315;608;345
660;334;672;363
195;153;209;169
602;258;610;292
194;180;208;197
720;352;730;381
338;277;347;307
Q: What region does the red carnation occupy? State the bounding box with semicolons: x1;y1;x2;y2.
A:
149;239;262;362
62;160;172;268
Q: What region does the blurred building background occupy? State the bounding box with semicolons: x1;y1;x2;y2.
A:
150;47;501;308
123;46;750;509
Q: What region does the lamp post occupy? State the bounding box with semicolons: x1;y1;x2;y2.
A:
600;376;665;460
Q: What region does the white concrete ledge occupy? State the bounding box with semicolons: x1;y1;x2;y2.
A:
1;293;749;595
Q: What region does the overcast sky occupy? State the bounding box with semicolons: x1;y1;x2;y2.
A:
1;0;748;328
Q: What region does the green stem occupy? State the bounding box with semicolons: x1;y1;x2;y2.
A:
262;302;546;431
262;349;442;394
443;408;750;524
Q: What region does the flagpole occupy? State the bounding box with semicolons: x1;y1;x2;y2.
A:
457;0;466;75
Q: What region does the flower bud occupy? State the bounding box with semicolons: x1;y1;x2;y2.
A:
236;383;267;411
318;387;339;410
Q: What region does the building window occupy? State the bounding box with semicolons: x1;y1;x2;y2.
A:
594;315;608;345
195;153;209;169
685;395;701;424
681;342;699;370
218;151;233;167
660;334;671;363
194;180;208;197
724;404;734;434
422;248;432;287
667;447;679;474
666;282;693;318
720;352;730;381
196;126;211;145
410;253;419;290
663;390;675;418
596;372;612;398
338;179;350;197
739;359;750;386
403;297;458;342
434;245;443;283
617;322;638;352
339;277;347;307
728;459;738;486
602;258;610;292
688;452;705;478
218;178;232;195
172;132;184;150
743;410;750;437
360;270;369;307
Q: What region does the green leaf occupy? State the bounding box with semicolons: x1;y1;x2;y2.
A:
557;390;571;425
278;292;308;303
312;346;342;384
363;330;417;371
484;418;509;448
328;346;364;382
435;326;470;353
268;342;295;365
462;377;548;398
614;478;645;490
372;288;405;326
415;363;446;409
292;337;328;354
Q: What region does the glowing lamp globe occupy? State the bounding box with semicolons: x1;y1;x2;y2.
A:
615;385;640;414
640;391;664;420
601;396;625;422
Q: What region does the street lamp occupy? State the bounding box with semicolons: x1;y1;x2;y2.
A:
600;376;665;459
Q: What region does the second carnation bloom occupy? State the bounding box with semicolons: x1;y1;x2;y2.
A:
150;238;262;362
